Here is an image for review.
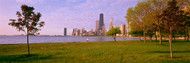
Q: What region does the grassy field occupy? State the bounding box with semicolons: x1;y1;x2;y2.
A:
0;40;190;63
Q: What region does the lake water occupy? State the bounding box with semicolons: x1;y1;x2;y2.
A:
0;36;138;44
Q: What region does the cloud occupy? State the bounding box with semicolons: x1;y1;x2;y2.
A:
16;0;44;4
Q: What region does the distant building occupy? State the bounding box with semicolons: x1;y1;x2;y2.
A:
126;22;131;37
80;28;85;36
113;25;116;28
102;25;106;36
99;13;104;30
77;29;80;36
72;28;78;36
109;18;113;30
72;29;75;36
64;28;67;36
120;24;126;37
95;20;100;36
97;13;106;36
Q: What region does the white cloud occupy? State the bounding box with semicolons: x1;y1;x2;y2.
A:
16;0;44;4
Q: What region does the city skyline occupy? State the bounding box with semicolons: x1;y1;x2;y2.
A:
0;0;138;35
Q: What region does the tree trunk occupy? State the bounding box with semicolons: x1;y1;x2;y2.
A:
155;31;157;42
159;30;162;44
187;33;189;42
113;35;116;42
27;26;30;55
169;28;173;58
155;35;157;42
187;29;189;42
173;34;175;42
150;37;152;42
144;31;146;43
139;36;142;41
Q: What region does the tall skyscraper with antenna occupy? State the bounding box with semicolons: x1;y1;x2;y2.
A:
99;13;104;30
98;13;106;36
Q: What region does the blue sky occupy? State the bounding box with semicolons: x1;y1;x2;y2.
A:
0;0;138;35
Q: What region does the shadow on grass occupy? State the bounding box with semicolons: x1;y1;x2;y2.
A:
155;44;169;46
148;50;190;53
172;40;190;43
0;54;53;62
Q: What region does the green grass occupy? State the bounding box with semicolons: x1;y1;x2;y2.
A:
0;40;190;63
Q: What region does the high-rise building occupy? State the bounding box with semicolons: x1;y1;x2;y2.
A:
96;20;99;31
96;20;100;36
72;29;74;36
120;24;126;37
64;28;67;36
98;13;106;36
99;13;104;30
102;25;106;36
72;28;78;36
77;29;80;36
80;28;85;36
109;18;113;30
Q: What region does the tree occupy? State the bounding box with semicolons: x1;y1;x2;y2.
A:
147;0;167;44
126;1;158;43
158;0;190;58
182;6;190;41
106;27;121;42
9;5;45;55
126;8;143;41
128;30;143;41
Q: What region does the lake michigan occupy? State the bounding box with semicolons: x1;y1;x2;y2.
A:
0;36;138;44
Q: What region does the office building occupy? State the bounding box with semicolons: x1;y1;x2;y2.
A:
99;13;104;30
98;13;106;36
120;24;126;37
64;28;67;36
95;20;100;36
109;18;113;30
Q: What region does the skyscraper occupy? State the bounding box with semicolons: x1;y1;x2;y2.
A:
98;13;106;36
120;24;126;37
102;25;106;36
96;20;100;36
64;28;67;36
96;20;100;31
95;13;106;36
109;18;113;30
99;13;104;30
80;28;84;36
72;29;75;36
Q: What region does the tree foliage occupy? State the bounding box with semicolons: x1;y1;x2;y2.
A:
106;27;121;41
9;5;45;35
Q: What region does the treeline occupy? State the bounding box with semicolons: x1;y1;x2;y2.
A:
125;0;190;58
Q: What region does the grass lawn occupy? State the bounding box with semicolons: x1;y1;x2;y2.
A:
0;40;190;63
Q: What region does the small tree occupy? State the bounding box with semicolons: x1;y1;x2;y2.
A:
106;27;121;42
9;5;45;55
